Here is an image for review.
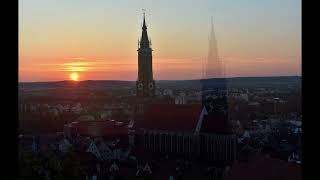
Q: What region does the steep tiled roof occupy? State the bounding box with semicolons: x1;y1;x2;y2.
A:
68;120;128;137
201;114;228;134
139;104;202;132
137;104;229;134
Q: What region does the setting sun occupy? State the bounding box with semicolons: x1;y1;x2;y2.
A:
69;72;79;81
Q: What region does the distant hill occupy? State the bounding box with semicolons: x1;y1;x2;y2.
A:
19;80;135;91
19;76;301;92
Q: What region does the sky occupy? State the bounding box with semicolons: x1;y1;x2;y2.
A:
19;0;301;82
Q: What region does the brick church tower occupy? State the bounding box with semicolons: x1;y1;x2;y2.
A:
136;12;155;97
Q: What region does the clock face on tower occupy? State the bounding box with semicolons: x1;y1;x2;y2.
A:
138;83;143;90
148;82;154;89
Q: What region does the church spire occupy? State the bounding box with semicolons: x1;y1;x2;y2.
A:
142;11;147;30
205;16;222;78
140;10;150;49
136;10;155;97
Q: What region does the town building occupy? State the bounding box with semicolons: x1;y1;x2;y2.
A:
131;15;236;164
134;104;236;162
224;154;301;180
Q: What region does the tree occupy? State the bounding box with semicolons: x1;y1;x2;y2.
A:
60;149;83;179
19;151;42;179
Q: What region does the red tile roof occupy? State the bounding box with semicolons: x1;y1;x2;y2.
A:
68;120;128;137
139;104;202;132
225;154;302;180
201;114;228;134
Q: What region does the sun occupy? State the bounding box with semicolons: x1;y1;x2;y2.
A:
69;72;79;81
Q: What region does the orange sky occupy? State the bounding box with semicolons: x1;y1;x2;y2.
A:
19;0;301;82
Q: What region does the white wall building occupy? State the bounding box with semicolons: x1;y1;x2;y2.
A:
175;92;186;104
163;89;173;97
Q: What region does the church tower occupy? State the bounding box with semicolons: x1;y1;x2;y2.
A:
201;16;228;118
136;12;155;97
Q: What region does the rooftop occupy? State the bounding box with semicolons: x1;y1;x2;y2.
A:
139;104;202;133
65;120;128;137
225;154;301;180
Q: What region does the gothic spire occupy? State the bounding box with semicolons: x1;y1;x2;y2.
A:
205;16;223;78
142;11;147;30
140;10;150;49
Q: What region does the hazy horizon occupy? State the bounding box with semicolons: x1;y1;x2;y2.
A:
19;75;301;83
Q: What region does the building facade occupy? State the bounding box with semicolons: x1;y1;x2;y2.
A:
134;104;236;162
133;16;236;163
